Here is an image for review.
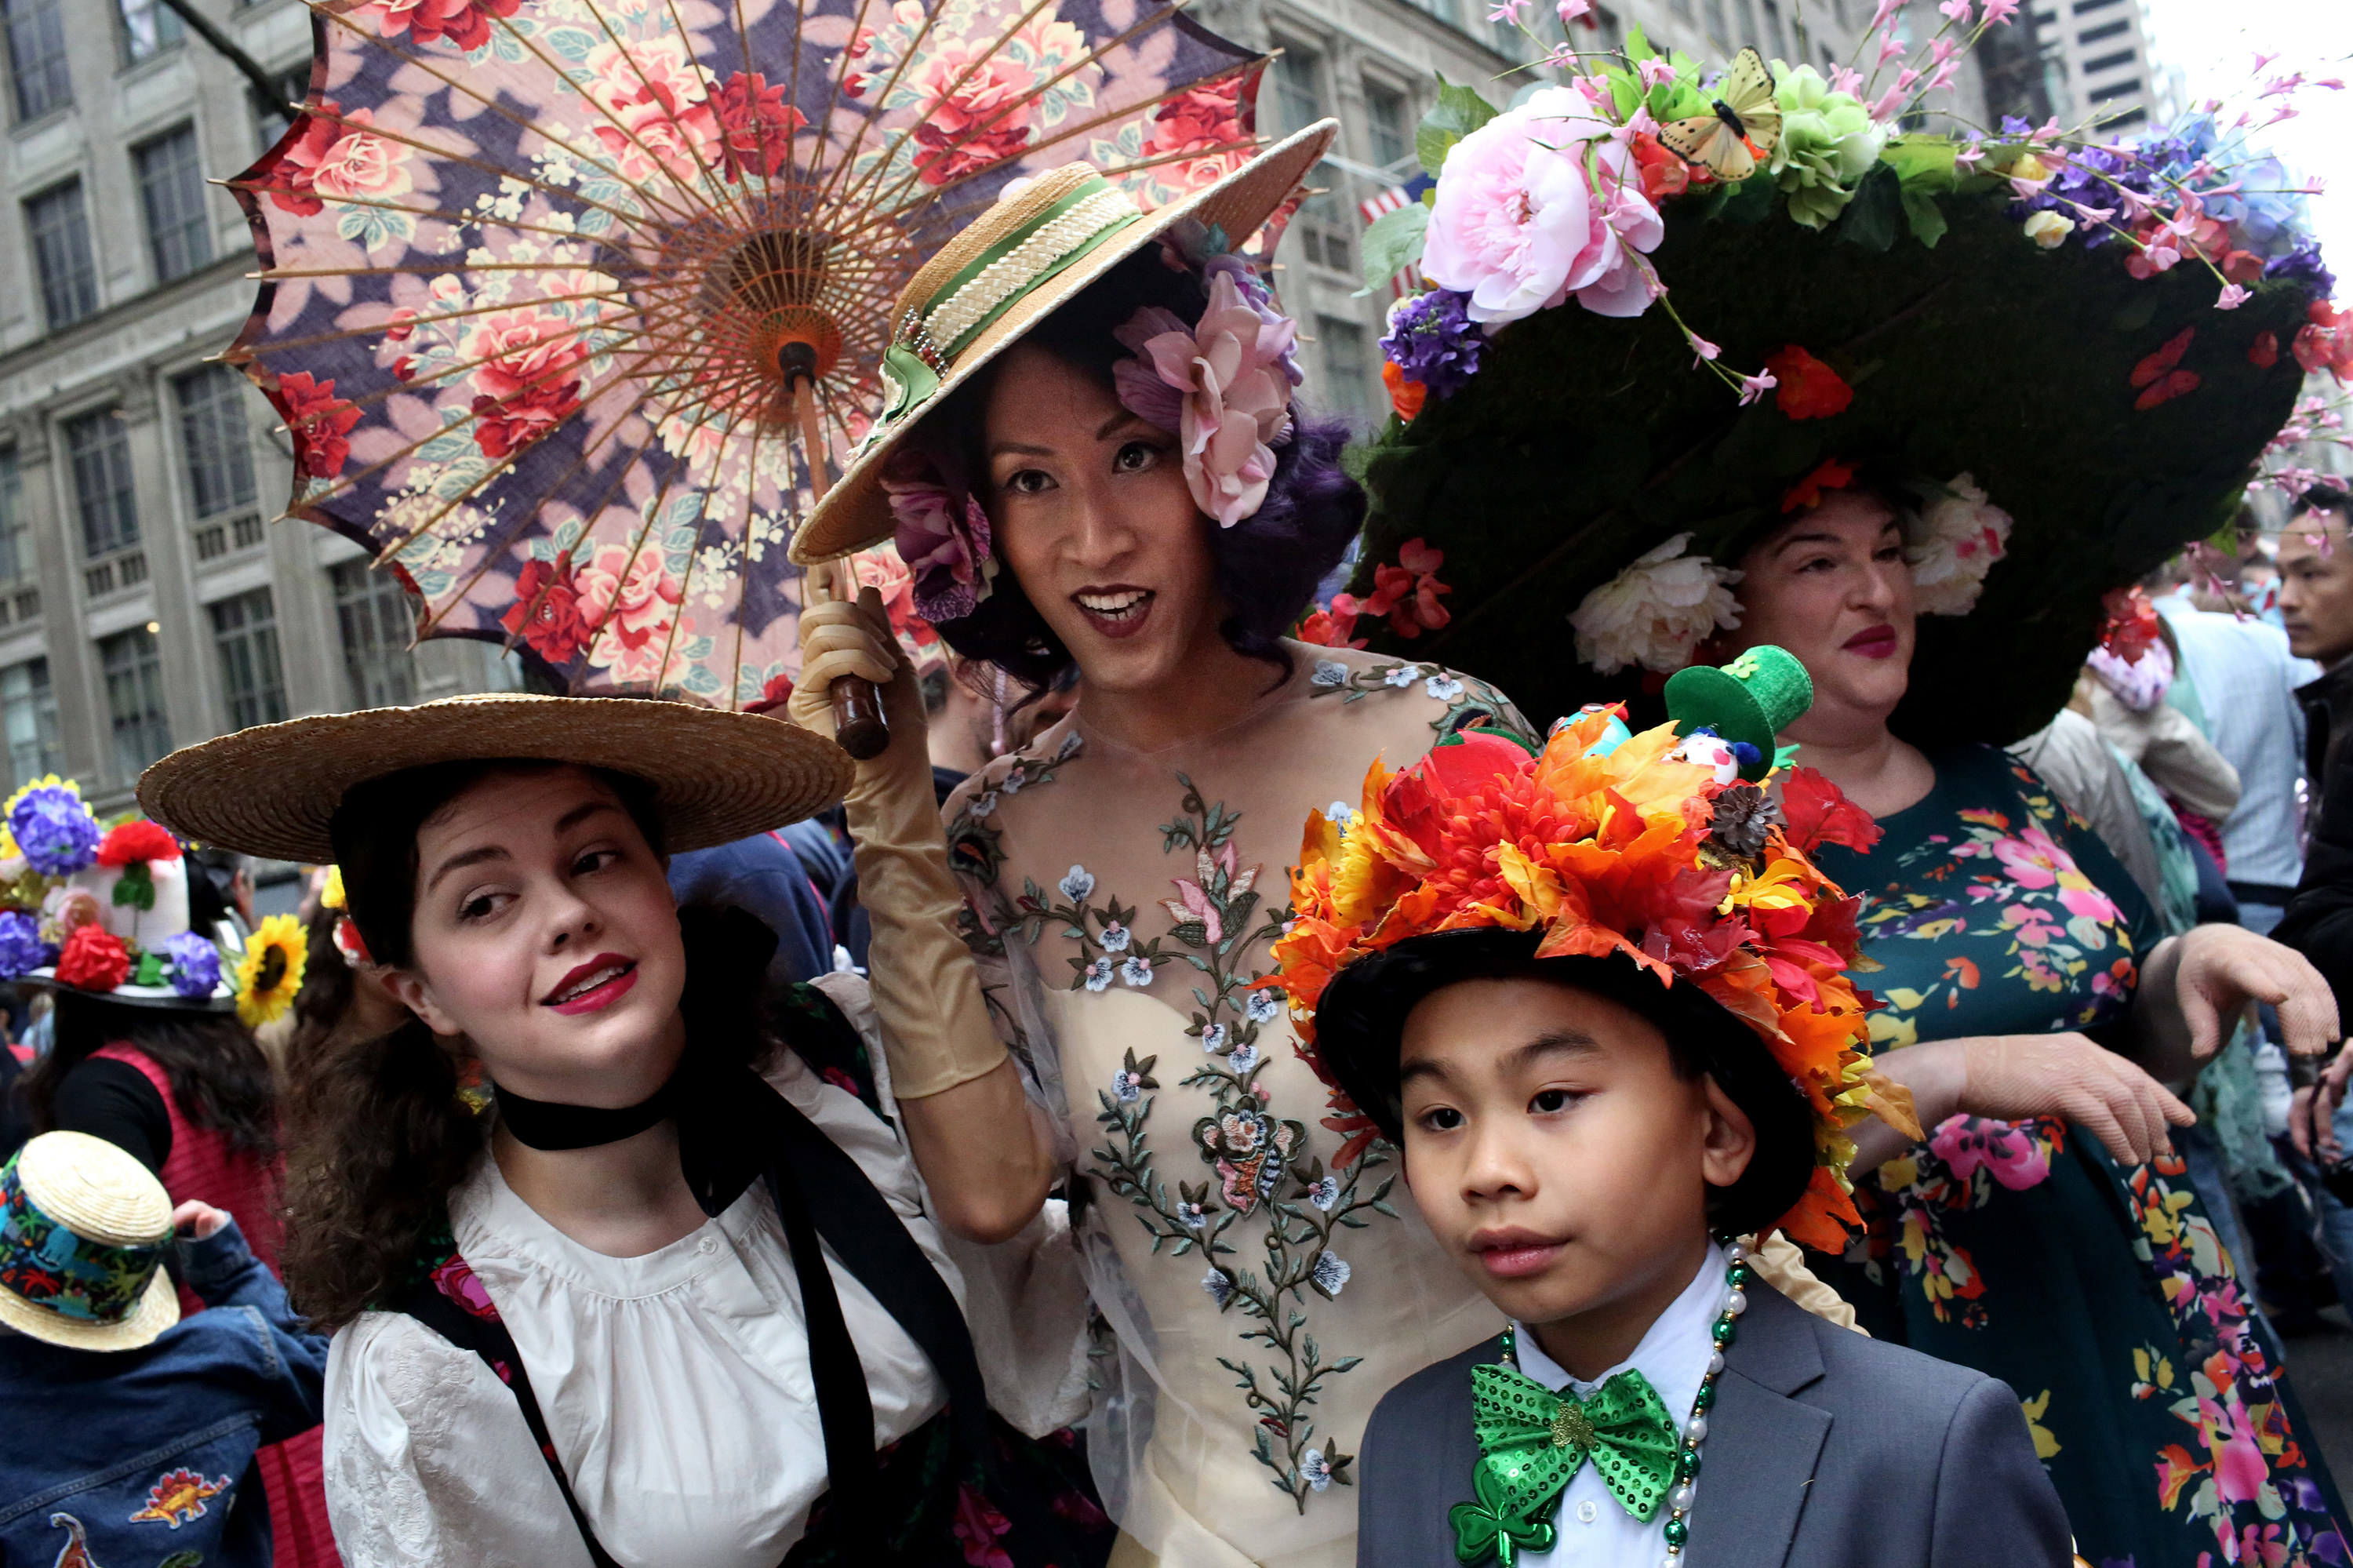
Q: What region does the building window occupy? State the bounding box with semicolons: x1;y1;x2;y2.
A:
0;658;60;788
100;626;169;779
175;363;257;521
2076;16;2128;42
253;64;308;152
1271;49;1323;136
3;0;69;121
136;126;211;283
209;588;288;730
1365;82;1409;172
64;408;140;558
2089;75;2141;100
0;447;24;587
26;179;99;331
2081;48;2137;74
331;558;418;709
117;0;181;63
1318;317;1373;417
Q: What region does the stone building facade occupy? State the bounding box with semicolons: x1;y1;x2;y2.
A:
0;0;518;816
0;0;1959;823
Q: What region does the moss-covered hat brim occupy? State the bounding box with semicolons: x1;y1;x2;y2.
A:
1354;182;2317;744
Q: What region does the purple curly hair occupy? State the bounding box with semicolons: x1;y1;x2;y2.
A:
903;247;1364;693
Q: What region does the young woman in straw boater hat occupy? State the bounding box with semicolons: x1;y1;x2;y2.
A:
782;123;1853;1568
137;692;1114;1568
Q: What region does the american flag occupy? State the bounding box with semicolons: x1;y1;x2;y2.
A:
1358;181;1431;299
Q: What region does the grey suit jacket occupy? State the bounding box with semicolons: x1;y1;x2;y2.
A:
1357;1279;2073;1568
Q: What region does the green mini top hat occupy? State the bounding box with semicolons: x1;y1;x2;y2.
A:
1664;646;1813;780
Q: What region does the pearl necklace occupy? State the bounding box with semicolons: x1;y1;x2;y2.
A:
1500;1239;1753;1567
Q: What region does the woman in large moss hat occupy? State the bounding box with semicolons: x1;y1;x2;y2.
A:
1333;24;2351;1566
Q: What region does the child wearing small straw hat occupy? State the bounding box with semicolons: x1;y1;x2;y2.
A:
0;1130;329;1568
136;691;1111;1568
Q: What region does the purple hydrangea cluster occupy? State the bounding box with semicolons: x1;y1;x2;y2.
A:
0;910;43;980
9;784;100;876
2006;111;2325;275
2267;242;2336;297
162;930;222;999
1380;289;1486;402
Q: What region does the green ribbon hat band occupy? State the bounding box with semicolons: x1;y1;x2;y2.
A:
871;176;1145;436
1663;645;1817;781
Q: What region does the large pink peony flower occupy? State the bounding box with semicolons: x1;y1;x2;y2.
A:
1420;86;1664;327
1122;271;1297;527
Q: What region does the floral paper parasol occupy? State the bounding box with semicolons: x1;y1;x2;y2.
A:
227;0;1267;707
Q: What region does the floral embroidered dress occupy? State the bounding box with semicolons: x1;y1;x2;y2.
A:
1809;744;2347;1568
947;645;1527;1568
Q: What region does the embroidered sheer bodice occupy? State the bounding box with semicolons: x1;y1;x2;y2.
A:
946;645;1527;1568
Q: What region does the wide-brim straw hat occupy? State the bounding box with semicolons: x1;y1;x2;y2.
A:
789;119;1340;566
137;693;854;865
0;1132;179;1351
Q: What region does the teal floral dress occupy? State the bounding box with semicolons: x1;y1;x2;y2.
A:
1809;745;2346;1568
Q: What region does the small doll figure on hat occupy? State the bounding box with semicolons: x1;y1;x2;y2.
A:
0;1132;329;1568
1266;665;2075;1568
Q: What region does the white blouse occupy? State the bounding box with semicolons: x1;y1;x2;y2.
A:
321;977;1083;1568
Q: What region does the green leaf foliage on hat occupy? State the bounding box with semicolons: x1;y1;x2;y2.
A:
1348;184;2315;746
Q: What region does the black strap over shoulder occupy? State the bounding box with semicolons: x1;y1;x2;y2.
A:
380;908;1009;1566
385;1268;624;1568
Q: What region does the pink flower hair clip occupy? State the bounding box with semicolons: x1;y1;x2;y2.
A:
1111;256;1301;527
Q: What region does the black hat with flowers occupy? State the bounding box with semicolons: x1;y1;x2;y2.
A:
1327;29;2337;744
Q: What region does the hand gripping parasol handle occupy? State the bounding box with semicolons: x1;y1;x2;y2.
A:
787;353;889;762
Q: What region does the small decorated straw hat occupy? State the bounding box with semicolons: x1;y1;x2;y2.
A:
138;693;854;865
0;1131;180;1350
789;119;1339;566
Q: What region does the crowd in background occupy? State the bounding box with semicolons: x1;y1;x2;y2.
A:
7;499;2353;1561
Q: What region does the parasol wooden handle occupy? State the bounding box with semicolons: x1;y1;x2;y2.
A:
789;362;889;762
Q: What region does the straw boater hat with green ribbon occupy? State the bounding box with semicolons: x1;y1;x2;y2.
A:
0;1131;181;1350
790;120;1340;566
137;692;853;864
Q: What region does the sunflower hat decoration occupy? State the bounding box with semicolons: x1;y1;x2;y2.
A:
235;915;309;1031
1266;674;1904;1251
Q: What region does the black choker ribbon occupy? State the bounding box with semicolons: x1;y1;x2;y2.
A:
493;1076;676;1150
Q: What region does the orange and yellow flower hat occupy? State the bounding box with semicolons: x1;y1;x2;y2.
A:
1267;702;1908;1251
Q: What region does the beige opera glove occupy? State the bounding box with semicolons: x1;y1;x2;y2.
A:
789;580;1010;1098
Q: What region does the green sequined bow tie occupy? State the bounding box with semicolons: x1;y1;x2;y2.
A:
1462;1361;1680;1547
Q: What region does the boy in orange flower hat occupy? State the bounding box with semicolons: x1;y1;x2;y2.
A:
1266;662;2075;1568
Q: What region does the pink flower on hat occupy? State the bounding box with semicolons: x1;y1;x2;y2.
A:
1115;270;1298;527
886;457;994;624
1420;85;1664;327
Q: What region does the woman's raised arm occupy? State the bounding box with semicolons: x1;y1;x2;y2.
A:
792;587;1059;1242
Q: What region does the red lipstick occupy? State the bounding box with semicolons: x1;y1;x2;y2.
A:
1842;624;1899;659
542;952;638;1015
1071;584;1155;641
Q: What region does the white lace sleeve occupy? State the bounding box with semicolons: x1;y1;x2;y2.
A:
323;1311;594;1568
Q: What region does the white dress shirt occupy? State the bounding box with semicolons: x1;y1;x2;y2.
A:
1511;1242;1726;1568
2158;598;2321;892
